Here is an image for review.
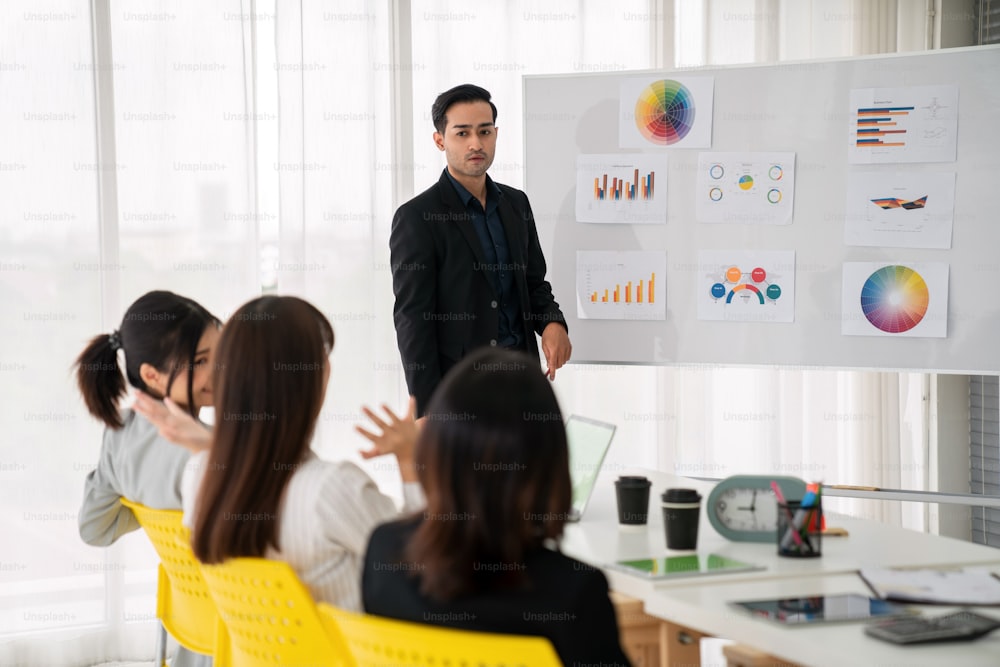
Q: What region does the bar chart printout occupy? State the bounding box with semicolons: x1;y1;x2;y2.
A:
575;154;668;223
848;85;958;164
577;250;666;321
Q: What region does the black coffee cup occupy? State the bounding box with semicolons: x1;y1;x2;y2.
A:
662;488;702;550
614;476;652;525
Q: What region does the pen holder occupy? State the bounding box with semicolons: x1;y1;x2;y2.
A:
777;499;822;558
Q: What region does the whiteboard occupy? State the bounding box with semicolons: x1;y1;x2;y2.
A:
523;46;1000;373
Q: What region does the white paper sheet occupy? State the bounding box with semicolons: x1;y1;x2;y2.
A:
696;250;796;323
696;152;795;225
619;76;714;149
575;153;668;224
841;262;948;337
848;84;959;164
576;250;666;321
844;171;956;249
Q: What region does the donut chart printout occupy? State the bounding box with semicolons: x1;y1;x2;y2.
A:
696;152;796;225
841;262;949;338
697;250;796;323
619;76;714;149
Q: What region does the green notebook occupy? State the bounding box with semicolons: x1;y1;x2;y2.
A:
607;553;764;580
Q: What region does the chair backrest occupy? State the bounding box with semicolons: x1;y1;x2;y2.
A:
319;605;563;667
119;498;218;655
199;557;353;667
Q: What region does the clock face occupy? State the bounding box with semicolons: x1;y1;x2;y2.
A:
712;487;778;532
706;475;807;542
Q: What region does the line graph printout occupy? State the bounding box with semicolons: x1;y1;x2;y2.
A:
697;250;795;323
576;250;667;321
848;85;958;164
841;262;949;338
575;154;668;224
696;152;795;225
844;171;956;249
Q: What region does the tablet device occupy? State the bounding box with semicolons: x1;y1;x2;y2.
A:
607;554;765;580
731;593;912;625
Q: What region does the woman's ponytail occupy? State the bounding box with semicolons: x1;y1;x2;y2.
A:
75;331;127;429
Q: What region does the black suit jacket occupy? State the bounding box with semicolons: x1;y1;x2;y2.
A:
362;520;631;667
389;169;567;414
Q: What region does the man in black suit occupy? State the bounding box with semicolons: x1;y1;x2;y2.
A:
389;84;571;414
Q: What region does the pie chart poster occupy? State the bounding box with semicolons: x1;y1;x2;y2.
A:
841;262;949;338
619;76;714;149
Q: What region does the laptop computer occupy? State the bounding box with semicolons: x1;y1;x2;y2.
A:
565;415;617;522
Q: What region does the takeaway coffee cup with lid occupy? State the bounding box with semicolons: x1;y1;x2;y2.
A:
614;476;652;525
662;488;702;550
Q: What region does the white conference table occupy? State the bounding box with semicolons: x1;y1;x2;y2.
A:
562;468;1000;665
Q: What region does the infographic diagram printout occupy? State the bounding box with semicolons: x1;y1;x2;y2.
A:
848;84;959;164
844;171;956;249
576;250;666;321
696;250;795;323
575;153;668;224
841;262;948;338
696;152;796;225
619;76;714;149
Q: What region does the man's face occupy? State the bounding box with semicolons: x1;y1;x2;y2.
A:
434;100;497;180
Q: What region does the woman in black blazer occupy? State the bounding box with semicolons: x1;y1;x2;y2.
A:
361;348;631;666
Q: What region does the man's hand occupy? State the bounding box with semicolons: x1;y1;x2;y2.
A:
541;322;572;380
133;391;212;453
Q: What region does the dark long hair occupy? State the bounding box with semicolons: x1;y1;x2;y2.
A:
405;348;572;600
192;296;334;564
75;291;220;429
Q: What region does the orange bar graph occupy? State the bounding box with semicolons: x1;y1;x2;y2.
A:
648;273;655;303
591;292;597;302
637;280;643;303
613;286;620;303
625;281;631;303
602;289;608;303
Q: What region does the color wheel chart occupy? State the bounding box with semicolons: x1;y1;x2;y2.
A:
635;80;694;145
696;152;795;225
619;76;713;149
697;250;796;323
860;266;928;333
841;262;948;338
576;250;666;321
574;154;667;224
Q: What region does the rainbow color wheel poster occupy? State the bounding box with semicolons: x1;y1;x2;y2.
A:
620;76;713;149
841;262;948;338
634;80;695;145
860;266;928;333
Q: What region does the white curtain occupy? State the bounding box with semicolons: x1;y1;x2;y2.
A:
1;0;260;663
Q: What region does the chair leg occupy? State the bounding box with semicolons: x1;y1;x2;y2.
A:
155;621;167;667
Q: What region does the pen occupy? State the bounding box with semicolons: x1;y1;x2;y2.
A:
779;489;817;552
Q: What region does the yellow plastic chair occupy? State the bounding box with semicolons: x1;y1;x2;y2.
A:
319;605;563;667
119;498;218;665
199;557;353;667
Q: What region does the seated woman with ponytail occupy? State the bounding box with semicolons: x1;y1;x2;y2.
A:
75;290;221;546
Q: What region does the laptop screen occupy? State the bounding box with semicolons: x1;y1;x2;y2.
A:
565;415;617;520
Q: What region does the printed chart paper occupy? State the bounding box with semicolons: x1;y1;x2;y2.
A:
844;172;956;249
577;250;666;321
697;250;795;323
841;262;949;338
848;85;959;164
696;152;795;225
619;76;714;149
575;153;668;224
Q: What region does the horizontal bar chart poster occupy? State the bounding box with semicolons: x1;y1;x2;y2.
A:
575;153;668;223
841;262;949;338
697;250;796;323
619;76;714;149
576;250;666;321
695;152;796;225
848;84;958;164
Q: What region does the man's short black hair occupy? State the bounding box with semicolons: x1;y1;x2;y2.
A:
431;84;498;133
